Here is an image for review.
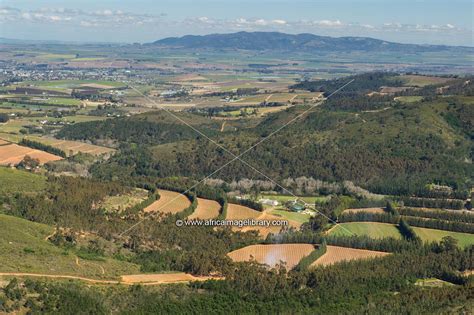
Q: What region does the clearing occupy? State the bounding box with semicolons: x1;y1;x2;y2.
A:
227;244;315;269
99;188;149;213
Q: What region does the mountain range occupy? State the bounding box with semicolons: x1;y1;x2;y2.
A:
151;31;471;53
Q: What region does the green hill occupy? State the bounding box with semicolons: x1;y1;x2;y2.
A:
0;167;46;195
0;214;140;279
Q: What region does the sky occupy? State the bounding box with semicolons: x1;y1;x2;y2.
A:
0;0;472;46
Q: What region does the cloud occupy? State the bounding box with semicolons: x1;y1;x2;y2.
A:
0;6;164;27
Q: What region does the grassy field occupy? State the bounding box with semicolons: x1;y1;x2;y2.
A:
330;222;474;248
395;96;424;103
0;167;46;195
0;214;140;279
412;227;474;249
269;209;311;224
329;222;402;239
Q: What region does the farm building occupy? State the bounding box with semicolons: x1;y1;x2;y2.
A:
287;200;305;212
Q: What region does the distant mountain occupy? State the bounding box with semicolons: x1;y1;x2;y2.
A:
150;31;469;53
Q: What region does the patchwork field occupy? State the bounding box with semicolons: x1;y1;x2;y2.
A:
311;246;389;267
227;244;315;269
188;198;221;220
26;137;115;156
0;143;63;165
328;222;402;239
144;189;191;214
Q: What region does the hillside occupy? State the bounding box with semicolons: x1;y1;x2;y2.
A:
0;214;140;278
72;92;472;195
151;31;472;53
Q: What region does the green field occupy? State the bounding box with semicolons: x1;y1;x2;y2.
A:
329;222;402;239
0;214;140;279
0;167;47;195
269;209;311;224
412;227;474;249
329;222;474;248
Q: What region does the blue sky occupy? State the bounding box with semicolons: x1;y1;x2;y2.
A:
0;0;472;46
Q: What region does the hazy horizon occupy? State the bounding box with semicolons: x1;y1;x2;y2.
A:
0;0;472;46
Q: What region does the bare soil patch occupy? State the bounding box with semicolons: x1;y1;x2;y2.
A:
228;244;315;269
0;143;63;165
188;198;221;220
311;245;389;267
144;189;191;214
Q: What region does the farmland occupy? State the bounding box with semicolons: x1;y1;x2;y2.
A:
411;227;474;249
188;198;221;220
0;34;473;314
311;246;389;267
144;189;191;214
328;222;402;239
330;222;474;248
23;137;115;156
227;244;315;269
226;203;261;220
268;209;311;224
0;143;63;165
